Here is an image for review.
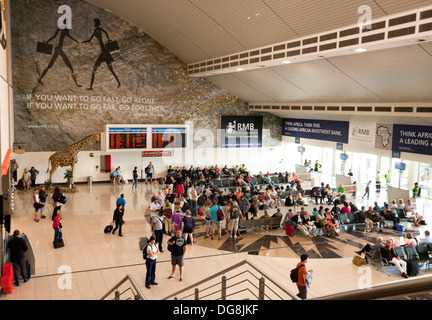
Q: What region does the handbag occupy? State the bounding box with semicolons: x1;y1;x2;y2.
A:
119;219;125;225
37;41;53;54
105;40;119;52
33;203;44;209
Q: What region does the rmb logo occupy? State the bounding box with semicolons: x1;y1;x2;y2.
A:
225;120;256;134
225;121;237;134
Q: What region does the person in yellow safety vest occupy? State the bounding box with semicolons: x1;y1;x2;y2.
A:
413;182;421;198
385;171;391;188
376;171;381;192
314;160;321;172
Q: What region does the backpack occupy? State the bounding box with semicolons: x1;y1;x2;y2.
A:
217;206;225;221
59;194;67;204
164;208;173;219
231;207;240;219
181;202;189;213
142;239;151;260
290;264;305;283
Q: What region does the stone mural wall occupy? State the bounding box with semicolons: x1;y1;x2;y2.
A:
11;0;281;152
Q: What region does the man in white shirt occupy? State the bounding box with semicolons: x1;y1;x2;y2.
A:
191;185;199;216
405;199;424;226
419;230;432;245
153;211;165;253
150;198;161;214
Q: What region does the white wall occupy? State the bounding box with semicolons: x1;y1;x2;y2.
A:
13;145;287;185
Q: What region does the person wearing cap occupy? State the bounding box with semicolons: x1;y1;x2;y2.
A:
7;230;29;286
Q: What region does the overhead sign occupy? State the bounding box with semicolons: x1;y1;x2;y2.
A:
392;124;432;156
221;115;263;148
282;118;349;144
349;121;375;147
142;150;171;157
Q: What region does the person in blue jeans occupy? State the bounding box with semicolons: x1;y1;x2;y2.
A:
145;235;159;289
132;166;138;189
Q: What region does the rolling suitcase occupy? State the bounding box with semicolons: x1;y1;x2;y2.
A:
407;260;419;277
104;224;113;234
53;239;64;249
286;224;294;236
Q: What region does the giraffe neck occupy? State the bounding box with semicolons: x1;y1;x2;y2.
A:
66;134;99;155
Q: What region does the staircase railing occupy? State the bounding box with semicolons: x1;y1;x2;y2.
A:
312;273;432;300
100;274;147;300
162;259;299;301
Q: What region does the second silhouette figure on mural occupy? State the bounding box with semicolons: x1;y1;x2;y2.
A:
37;27;82;87
82;18;121;90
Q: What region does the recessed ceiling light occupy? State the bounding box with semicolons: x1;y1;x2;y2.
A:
354;48;368;52
236;68;244;71
282;60;292;64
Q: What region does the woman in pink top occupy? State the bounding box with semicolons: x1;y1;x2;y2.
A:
52;207;62;242
401;233;416;247
340;202;351;214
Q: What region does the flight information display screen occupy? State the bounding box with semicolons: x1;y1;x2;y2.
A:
108;127;147;149
152;127;186;148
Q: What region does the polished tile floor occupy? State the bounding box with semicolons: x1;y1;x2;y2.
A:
1;181;431;300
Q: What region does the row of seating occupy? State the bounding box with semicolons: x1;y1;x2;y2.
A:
238;216;282;233
338;207;420;231
366;244;432;272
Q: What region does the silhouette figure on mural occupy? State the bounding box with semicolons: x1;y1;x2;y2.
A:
82;18;121;90
37;28;82;87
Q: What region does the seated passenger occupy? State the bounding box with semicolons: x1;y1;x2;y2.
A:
400;232;417;247
340;202;351;214
405;199;423;226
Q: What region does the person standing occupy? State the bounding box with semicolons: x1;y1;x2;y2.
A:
32;188;46;222
7;230;29;286
412;182;421;198
182;210;195;245
153;211;165;252
51;187;63;211
116;193;126;214
145;235;159;289
132;166;138;189
376;171;381;193
296;254;313;299
209;200;223;240
167;229;187;282
39;186;47;219
190;185;199;217
22;168;31;191
112;203;124;237
29;166;39;187
10;159;19;183
145;162;154;184
362;181;371;200
52;207;63;243
385;171;391;188
163;198;174;236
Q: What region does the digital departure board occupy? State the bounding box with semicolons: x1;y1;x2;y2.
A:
152;127;186;149
108;127;147;149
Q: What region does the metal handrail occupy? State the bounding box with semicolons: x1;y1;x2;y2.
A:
100;274;147;300
162;259;299;300
312;273;432;300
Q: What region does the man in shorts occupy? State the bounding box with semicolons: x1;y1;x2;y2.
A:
167;229;187;282
209;200;222;240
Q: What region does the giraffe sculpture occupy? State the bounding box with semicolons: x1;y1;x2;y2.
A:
46;134;100;185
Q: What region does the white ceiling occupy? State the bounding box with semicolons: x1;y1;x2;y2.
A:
87;0;432;105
